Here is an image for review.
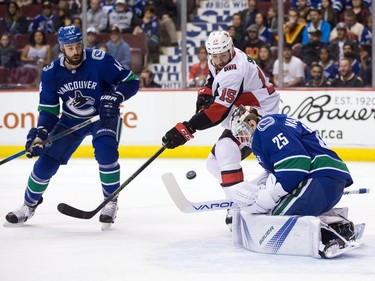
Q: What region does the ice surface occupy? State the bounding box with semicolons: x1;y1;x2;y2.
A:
0;158;374;281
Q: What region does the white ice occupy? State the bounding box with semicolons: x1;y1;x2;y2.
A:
0;158;374;281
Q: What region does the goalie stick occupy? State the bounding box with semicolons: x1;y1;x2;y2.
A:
162;172;370;213
57;145;167;219
0;115;100;166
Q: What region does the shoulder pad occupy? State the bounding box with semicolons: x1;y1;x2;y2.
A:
43;61;54;72
257;116;275;132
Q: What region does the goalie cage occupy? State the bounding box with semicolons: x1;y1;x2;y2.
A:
232;207;365;258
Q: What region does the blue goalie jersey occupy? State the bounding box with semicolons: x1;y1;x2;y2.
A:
251;114;353;193
38;49;138;121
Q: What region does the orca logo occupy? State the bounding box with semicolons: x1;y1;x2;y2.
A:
66;90;96;116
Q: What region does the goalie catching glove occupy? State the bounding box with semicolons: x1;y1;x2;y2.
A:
99;91;124;125
162;121;196;149
25;127;49;158
243;173;288;214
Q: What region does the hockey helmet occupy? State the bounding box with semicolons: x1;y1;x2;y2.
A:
230;105;262;147
205;31;234;57
58;25;83;46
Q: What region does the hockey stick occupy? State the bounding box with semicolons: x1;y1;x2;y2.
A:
0;115;100;166
57;145;167;219
162;172;370;213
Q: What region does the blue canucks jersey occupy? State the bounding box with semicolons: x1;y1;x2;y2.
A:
252;114;353;193
39;49;138;121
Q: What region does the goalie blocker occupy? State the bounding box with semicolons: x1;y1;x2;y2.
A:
232;207;365;258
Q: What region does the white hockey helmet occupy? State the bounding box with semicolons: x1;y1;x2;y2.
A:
205;31;234;57
230;105;262;147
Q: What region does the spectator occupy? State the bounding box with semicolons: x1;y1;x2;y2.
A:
319;0;338;29
343;42;360;75
305;63;330;87
329;22;357;61
0;33;19;68
133;4;159;63
330;9;364;42
254;12;273;46
154;0;179;47
359;43;372;87
20;30;52;85
28;1;57;34
86;26;99;49
227;25;244;50
330;58;363;87
239;0;258;30
71;16;82;30
360;14;372;45
273;44;305;87
53;1;73;31
296;0;311;25
66;0;82;16
108;0;136;33
318;46;339;83
230;13;245;47
283;8;305;48
106;24;131;68
242;24;265;61
2;1;28;35
351;0;371;25
300;29;327;66
188;46;209;87
266;5;278;35
139;69;162;88
257;45;274;84
87;0;109;33
102;0;116;14
302;8;331;45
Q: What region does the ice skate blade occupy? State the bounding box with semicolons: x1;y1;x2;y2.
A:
321;241;363;258
3;221;26;228
101;223;112;231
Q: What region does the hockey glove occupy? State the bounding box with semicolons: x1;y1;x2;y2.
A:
25;127;49;158
243;174;288;214
99;91;124;125
162;121;196;149
196;87;213;113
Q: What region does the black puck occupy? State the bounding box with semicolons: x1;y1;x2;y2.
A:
186;170;196;180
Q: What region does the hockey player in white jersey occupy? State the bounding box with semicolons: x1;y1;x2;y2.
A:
162;31;280;227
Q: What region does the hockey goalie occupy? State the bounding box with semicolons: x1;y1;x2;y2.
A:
227;105;365;258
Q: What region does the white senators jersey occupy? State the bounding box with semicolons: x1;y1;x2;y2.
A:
189;47;280;131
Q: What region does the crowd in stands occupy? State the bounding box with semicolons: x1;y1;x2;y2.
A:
221;0;373;88
0;0;198;86
0;0;373;88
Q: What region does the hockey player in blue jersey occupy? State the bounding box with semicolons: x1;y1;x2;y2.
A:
228;105;353;216
227;105;364;257
5;25;139;229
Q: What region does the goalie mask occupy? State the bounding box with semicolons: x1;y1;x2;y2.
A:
230;105;262;147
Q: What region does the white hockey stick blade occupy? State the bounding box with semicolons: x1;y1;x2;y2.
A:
162;172;369;213
342;188;370;195
162;172;234;213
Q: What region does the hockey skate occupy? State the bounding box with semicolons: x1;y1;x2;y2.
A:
5;198;43;225
319;215;364;259
99;198;118;231
225;209;233;231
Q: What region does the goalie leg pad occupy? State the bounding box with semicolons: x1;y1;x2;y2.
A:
233;211;322;258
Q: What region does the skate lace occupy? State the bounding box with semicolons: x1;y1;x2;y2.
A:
101;200;118;217
12;204;33;220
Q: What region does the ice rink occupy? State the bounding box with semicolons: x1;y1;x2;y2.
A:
0;157;374;281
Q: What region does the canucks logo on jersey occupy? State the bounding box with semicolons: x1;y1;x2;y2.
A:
67;90;96;116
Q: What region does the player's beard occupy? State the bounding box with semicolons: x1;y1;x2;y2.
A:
64;51;83;66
